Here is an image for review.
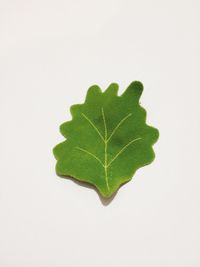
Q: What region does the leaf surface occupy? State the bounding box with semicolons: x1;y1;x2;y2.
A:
53;81;159;198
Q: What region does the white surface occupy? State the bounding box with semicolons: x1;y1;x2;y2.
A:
0;0;200;266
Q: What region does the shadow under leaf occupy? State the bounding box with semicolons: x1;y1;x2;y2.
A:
57;174;119;206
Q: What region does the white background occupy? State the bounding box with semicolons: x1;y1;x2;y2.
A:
0;0;200;266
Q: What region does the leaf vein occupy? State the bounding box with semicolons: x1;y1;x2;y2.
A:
76;147;104;167
107;137;142;167
107;113;132;143
82;113;104;141
101;108;109;190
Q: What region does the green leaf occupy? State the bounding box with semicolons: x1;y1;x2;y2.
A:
53;81;159;198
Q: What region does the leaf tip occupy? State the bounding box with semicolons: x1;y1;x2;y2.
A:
103;83;119;96
131;80;144;92
122;80;144;101
70;104;82;118
85;84;102;102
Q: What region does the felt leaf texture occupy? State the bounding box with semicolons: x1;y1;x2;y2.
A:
53;81;159;198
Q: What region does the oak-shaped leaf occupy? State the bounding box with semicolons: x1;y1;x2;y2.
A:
53;81;159;198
